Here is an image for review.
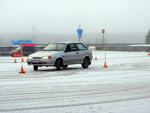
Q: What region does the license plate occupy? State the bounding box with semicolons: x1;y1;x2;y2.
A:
32;60;40;63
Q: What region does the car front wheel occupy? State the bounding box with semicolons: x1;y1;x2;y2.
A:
33;65;38;71
82;57;89;68
56;59;61;71
63;65;68;69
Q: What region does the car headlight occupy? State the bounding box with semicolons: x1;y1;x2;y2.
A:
42;56;52;59
27;56;33;59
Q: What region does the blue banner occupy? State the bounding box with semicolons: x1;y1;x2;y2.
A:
77;29;83;38
11;40;33;46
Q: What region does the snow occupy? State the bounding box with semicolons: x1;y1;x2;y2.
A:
129;44;150;47
0;51;150;113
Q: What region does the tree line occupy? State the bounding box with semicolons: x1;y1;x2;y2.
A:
145;29;150;44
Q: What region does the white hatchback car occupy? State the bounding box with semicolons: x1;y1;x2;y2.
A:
27;42;92;71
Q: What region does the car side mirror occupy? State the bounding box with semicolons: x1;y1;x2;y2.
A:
65;49;69;52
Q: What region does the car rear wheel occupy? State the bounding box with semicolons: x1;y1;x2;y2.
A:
82;57;89;68
33;65;38;71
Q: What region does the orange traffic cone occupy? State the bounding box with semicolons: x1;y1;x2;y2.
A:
94;46;98;60
148;51;150;56
103;61;108;68
21;57;24;62
14;58;17;63
95;56;97;60
19;65;25;74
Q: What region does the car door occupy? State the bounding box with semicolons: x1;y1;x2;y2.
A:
76;43;89;63
63;43;80;65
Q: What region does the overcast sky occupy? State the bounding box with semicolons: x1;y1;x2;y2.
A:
0;0;150;35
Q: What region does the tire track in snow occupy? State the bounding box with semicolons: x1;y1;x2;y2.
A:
0;96;149;112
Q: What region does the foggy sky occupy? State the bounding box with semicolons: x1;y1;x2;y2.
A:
0;0;150;45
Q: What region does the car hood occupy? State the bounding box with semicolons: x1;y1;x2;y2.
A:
29;51;59;57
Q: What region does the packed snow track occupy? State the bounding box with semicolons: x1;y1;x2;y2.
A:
0;51;150;113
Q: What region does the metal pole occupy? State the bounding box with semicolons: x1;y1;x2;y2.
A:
79;25;81;42
105;40;106;61
103;33;104;47
79;37;80;42
21;45;23;66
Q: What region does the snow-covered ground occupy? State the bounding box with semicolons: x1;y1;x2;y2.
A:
0;51;150;113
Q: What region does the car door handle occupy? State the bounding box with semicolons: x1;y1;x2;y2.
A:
76;52;79;54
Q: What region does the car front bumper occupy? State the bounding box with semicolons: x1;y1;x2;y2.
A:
27;58;55;66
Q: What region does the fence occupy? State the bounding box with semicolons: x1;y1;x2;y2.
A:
0;44;150;56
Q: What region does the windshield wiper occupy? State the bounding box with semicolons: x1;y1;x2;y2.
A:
43;49;59;51
49;49;59;51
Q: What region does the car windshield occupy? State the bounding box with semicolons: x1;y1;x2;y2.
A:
14;46;21;51
43;43;66;51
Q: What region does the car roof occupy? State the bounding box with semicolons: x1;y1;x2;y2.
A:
51;42;83;44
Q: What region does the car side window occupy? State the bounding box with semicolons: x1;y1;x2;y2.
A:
76;43;88;50
23;47;29;51
23;46;34;51
65;44;77;52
